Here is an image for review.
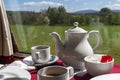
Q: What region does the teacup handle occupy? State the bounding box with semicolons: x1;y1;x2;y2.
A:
66;66;74;79
87;30;101;51
35;52;41;60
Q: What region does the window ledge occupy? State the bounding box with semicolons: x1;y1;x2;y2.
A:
14;52;31;58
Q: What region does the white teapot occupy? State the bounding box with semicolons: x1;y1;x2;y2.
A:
50;22;101;70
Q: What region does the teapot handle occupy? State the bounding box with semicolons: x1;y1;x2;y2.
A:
88;30;101;51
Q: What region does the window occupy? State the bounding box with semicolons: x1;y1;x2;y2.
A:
3;0;120;63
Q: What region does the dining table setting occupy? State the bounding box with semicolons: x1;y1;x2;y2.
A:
29;59;120;80
1;22;120;80
0;56;120;80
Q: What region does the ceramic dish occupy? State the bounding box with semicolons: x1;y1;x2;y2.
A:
34;55;58;66
0;66;31;80
90;73;120;80
23;55;58;67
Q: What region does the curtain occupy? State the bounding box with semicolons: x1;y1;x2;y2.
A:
0;0;15;63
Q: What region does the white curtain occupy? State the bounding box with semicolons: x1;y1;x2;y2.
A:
0;0;13;56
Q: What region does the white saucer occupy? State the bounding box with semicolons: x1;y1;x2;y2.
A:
23;55;58;67
0;66;31;80
90;73;120;80
34;55;59;66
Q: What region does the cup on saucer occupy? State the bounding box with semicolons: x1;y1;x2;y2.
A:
31;45;51;64
37;66;74;80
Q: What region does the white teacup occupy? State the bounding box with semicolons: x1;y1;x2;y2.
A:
37;66;74;80
31;45;51;64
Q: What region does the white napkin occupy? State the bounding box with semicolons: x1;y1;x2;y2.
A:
23;56;34;66
9;60;35;70
0;64;4;68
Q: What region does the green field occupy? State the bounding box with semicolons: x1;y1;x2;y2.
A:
11;25;120;64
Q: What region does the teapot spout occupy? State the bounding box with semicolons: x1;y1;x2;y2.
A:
50;32;64;57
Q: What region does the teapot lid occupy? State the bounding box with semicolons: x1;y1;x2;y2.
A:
67;22;87;33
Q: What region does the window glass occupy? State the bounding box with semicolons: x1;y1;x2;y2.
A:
3;0;120;63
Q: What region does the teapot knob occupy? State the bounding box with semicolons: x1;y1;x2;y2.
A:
73;22;79;27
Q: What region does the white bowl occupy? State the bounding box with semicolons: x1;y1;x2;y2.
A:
84;54;114;76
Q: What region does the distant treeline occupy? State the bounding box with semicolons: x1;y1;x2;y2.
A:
6;6;120;26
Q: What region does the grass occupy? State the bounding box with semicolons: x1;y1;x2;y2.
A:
10;24;120;64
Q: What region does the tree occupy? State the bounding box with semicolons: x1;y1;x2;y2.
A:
99;7;112;17
70;15;81;25
47;6;67;25
36;11;50;25
57;6;67;25
47;7;58;25
99;7;113;24
85;16;92;25
79;15;86;26
106;13;114;25
112;13;120;25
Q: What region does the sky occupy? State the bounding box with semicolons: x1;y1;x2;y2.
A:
3;0;120;12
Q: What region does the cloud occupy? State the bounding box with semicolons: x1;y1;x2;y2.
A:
23;1;63;7
75;0;83;2
105;3;120;10
117;0;120;2
64;0;69;1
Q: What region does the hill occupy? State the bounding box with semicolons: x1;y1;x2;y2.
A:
70;9;120;14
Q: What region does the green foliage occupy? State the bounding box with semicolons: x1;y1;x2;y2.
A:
99;7;112;17
70;15;81;24
106;13;114;25
99;7;113;25
47;7;58;25
47;6;67;25
112;13;120;25
36;11;50;25
57;6;67;24
7;7;120;26
85;16;92;25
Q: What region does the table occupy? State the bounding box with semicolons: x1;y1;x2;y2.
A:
29;59;120;80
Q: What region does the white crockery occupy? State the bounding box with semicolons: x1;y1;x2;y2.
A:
23;55;58;67
90;73;120;80
37;66;74;80
50;22;101;70
84;54;114;76
31;45;51;64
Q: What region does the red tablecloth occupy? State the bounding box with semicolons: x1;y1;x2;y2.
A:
29;59;120;80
